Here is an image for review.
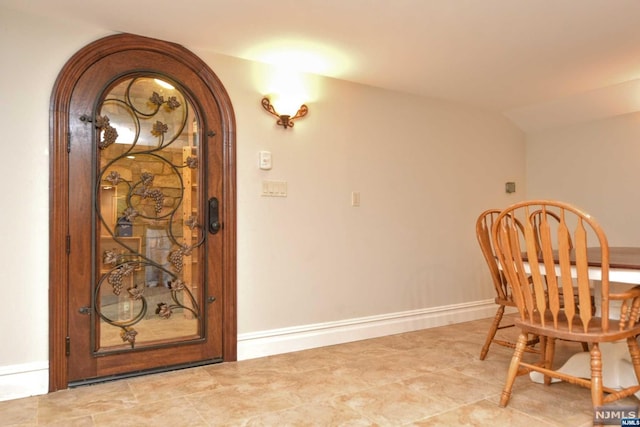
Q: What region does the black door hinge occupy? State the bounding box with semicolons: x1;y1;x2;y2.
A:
67;132;71;153
65;336;70;356
66;235;71;254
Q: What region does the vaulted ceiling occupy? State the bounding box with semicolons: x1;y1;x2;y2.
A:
5;0;640;132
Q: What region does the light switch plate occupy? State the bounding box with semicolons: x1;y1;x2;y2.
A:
259;151;272;170
351;191;361;207
261;180;287;197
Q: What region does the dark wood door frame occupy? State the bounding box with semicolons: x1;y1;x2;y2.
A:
49;33;237;392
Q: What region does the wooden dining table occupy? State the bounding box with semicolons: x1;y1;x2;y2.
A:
576;246;640;281
523;246;640;280
524;246;640;395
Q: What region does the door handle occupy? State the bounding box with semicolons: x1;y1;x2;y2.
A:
208;197;221;234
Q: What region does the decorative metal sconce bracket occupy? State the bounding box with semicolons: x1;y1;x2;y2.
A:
261;97;308;129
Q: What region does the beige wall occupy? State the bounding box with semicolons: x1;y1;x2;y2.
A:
526;112;640;246
201;50;526;332
0;6;525;396
0;9;107;373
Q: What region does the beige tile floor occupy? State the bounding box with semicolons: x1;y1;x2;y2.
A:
2;315;638;426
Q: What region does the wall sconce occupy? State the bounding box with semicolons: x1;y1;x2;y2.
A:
261;97;308;129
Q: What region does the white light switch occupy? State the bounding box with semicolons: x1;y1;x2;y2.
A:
261;180;287;197
351;191;361;207
259;151;272;170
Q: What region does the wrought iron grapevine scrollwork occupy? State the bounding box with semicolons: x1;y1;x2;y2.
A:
93;76;203;349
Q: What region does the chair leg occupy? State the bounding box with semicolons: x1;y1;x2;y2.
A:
543;337;555;386
590;343;603;408
539;335;547;358
500;332;527;407
480;304;505;360
626;336;640;384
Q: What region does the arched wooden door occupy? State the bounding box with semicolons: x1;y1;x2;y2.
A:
49;34;236;390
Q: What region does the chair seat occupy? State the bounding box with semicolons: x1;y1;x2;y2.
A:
516;314;640;343
494;297;516;308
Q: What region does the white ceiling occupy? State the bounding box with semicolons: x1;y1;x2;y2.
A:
5;0;640;132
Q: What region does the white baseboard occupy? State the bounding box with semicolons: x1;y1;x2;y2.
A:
0;300;498;401
0;361;48;402
237;299;497;360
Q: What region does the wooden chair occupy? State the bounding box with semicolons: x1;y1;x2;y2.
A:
493;200;640;408
476;209;539;360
